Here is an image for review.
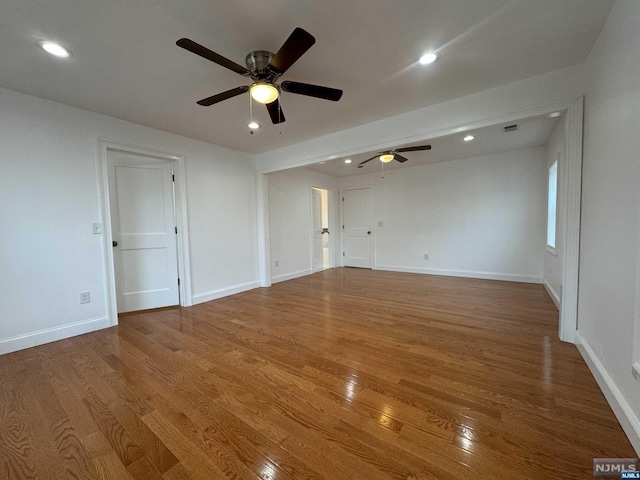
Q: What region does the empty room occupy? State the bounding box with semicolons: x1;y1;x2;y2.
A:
1;1;639;479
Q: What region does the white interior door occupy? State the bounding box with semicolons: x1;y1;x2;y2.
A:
342;187;373;268
108;151;179;313
312;188;324;272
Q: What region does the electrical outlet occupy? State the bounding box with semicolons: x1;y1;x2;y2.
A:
92;223;102;234
275;260;279;267
80;291;91;304
378;221;384;227
424;254;429;260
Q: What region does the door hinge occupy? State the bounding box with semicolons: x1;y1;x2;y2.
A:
342;225;344;229
342;197;344;201
343;252;345;256
172;174;175;182
175;227;178;234
178;278;180;286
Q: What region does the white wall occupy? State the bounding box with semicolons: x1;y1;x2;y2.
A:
0;87;258;354
340;147;546;283
577;0;640;454
543;118;566;306
268;168;338;283
255;64;587;173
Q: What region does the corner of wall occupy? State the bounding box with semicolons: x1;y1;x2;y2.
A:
576;332;640;455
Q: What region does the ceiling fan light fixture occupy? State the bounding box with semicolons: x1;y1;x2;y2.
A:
380;154;395;163
250;82;279;104
248;121;260;129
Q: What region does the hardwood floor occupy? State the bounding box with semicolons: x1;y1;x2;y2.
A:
0;268;635;479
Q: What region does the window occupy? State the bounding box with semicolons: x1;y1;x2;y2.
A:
546;158;558;253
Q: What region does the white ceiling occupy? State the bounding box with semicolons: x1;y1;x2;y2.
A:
306;113;561;177
0;0;612;154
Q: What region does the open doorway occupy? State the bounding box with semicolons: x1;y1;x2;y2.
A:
311;187;331;272
257;98;583;344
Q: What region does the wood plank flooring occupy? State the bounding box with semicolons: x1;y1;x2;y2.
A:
0;268;635;479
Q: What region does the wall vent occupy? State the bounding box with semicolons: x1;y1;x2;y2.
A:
504;124;519;133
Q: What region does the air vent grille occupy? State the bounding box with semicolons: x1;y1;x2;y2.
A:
504;124;518;133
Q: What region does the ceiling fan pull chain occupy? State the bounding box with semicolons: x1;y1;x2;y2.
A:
279;95;282;135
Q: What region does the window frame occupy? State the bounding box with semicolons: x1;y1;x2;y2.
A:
546;156;559;255
634;215;640;383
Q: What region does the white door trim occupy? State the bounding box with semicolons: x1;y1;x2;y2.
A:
558;97;583;343
256;172;271;287
310;187;322;272
97;140;192;326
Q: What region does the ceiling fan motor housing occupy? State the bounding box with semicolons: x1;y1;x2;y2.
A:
246;50;275;79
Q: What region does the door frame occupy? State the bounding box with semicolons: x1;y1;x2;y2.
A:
309;185;335;272
340;186;374;268
97;140;192;327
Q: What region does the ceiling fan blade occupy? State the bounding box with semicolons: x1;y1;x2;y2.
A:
394;154;409;163
268;28;316;75
196;86;249;106
396;145;432;152
177;38;250;76
281;81;343;101
358;155;379;166
266;99;286;124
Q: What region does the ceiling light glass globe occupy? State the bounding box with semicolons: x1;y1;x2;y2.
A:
250;83;279;104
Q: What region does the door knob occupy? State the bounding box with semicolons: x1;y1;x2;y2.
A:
367;231;371;235
112;241;118;247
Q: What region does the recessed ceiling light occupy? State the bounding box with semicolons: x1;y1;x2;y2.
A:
419;53;437;65
549;112;561;118
248;122;260;129
38;40;71;58
463;135;475;142
344;159;352;164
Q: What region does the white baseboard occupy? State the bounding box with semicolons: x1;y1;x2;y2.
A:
192;281;259;305
576;332;640;455
543;280;561;309
374;265;542;284
0;316;111;355
271;268;313;284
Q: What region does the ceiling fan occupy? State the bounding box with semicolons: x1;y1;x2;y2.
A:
176;28;343;124
357;145;432;167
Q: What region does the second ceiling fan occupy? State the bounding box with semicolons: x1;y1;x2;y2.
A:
177;28;343;124
358;144;432;167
